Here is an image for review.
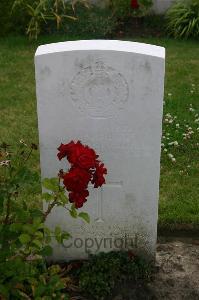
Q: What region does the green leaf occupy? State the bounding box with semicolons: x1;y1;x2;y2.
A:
54;227;70;244
54;226;62;243
69;205;77;219
15;207;30;221
19;233;31;244
32;239;43;248
58;191;69;205
42;178;59;192
79;212;90;223
61;231;71;242
23;224;35;235
35;231;44;239
30;208;43;219
42;192;53;201
55;226;61;236
40;245;53;256
10;223;23;232
44;226;51;235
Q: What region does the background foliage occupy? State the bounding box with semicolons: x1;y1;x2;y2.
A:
0;0;28;36
0;142;89;299
61;4;116;39
166;0;199;38
11;0;90;39
78;251;151;299
110;0;153;18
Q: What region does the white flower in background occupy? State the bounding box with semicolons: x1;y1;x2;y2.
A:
190;90;194;94
168;93;172;96
19;139;27;146
167;153;176;162
162;105;198;165
191;83;195;87
0;160;10;166
168;141;178;146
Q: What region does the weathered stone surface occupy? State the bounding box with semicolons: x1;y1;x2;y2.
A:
35;40;165;261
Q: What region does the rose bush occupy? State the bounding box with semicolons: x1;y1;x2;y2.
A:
0;139;107;298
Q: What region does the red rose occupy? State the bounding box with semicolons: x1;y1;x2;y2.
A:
77;145;98;169
63;167;91;192
69;190;89;208
57;141;76;161
131;0;139;9
65;141;85;165
92;162;107;188
58;141;98;169
57;140;107;208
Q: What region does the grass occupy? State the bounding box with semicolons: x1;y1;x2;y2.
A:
0;35;198;229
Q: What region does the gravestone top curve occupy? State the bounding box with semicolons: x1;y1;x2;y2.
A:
35;40;165;59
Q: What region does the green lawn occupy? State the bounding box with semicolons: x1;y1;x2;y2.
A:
0;35;198;229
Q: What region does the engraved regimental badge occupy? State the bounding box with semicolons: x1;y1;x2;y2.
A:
70;61;129;118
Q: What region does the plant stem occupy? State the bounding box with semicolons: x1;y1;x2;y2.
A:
43;199;57;221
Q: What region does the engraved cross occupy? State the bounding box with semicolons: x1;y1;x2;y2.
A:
95;181;123;223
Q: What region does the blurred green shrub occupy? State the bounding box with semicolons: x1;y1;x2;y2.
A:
78;251;151;300
11;0;90;39
0;0;116;39
166;0;199;39
60;3;116;38
110;0;153;19
0;0;28;36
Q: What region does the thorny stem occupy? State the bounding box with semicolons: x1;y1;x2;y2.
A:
43;198;57;221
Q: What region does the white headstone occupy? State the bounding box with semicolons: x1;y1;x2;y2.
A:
35;40;165;261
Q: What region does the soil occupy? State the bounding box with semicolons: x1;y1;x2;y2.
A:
111;239;199;300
